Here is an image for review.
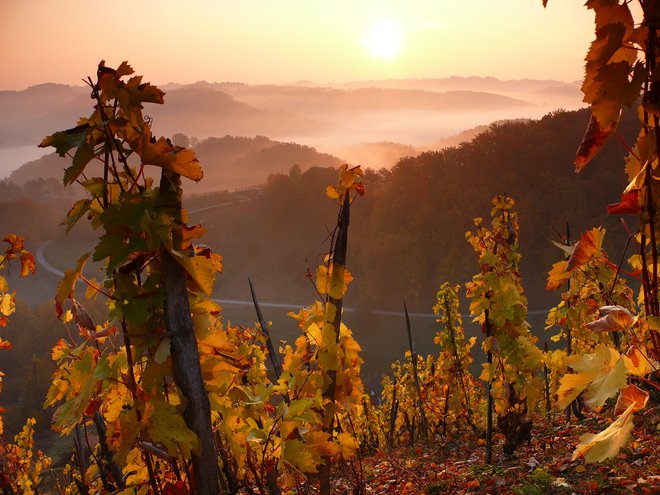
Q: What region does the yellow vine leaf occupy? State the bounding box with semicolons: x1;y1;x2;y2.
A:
122;448;151;489
102;386;133;423
326;185;340;199
171;252;217;296
557;344;627;410
0;293;14;317
546;260;571;290
337;431;358;460
282;438;319;473
304;431;340;457
339;164;364;188
571;402;636;463
50;339;69;361
55;253;90;309
316;264;353;299
623;346;658;376
145;400;200;458
318;323;339;371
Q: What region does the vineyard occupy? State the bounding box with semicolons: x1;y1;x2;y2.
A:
1;1;659;494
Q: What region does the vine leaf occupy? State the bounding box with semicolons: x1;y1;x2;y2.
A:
575;114;618;172
0;294;14;318
171;252;220;296
136;129;203;181
614;384;649;415
575;0;646;170
607;190;641;214
546;260;571;290
39;124;89;157
146;400;200;459
623;346;658;376
316;264;353;299
55;253;91;317
571;402;636;463
565;227;604;271
585;305;635;333
556;344;627;410
282;438;319;473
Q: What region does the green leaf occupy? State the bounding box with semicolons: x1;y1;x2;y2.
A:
64;199;92;233
154;337;171;364
122;296;149;326
63;140;96;185
39;124;90;156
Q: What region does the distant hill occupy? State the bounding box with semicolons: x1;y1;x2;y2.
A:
214;85;532;115
0;84;88;146
334;76;579;94
5;135;342;193
0;84;321;148
0;76;580;154
190;135;342;193
5;153;69;185
146;87;322;140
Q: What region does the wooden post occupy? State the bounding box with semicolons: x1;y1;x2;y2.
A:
159;171;219;495
249;277;283;378
485;310;493;465
319;192;351;495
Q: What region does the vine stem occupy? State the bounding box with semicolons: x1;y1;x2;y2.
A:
119;317;161;495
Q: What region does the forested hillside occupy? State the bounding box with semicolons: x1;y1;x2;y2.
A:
198;107;636;311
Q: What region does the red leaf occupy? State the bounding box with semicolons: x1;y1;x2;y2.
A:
574;113;618;172
607;190;641;215
163;481;189;495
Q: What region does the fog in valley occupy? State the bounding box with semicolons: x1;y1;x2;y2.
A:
0;76;583;179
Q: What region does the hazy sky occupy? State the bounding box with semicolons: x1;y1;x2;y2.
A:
1;0;600;89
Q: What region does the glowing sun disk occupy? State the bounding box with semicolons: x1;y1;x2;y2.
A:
363;19;402;60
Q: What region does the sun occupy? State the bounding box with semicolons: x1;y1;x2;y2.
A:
363;19;402;60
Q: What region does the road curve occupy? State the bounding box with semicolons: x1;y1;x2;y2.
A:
34;204;551;320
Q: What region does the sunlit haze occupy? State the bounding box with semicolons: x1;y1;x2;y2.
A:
2;0;600;89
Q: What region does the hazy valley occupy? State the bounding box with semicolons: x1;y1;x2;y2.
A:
0;76;583;179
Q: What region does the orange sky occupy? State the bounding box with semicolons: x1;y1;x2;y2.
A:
1;1;601;89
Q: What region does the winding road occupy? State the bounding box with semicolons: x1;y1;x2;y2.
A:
35;239;550;319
